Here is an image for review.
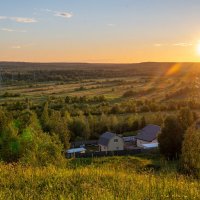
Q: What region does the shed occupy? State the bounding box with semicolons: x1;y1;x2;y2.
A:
66;147;86;158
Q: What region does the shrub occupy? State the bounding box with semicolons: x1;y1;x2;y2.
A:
122;90;135;98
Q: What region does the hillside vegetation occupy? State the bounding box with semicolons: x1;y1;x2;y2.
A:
0;62;200;199
0;155;199;200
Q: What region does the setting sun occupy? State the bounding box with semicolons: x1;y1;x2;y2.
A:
197;42;200;55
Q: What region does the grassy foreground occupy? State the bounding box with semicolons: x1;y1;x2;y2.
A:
0;156;199;200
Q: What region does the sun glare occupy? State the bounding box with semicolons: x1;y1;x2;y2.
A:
197;42;200;55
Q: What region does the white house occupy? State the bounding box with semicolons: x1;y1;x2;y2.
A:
135;125;161;148
98;132;124;152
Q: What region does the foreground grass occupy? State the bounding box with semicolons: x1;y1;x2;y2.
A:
0;156;199;200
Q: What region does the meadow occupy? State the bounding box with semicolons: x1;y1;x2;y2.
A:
0;155;199;200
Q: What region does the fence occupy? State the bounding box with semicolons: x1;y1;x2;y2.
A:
66;149;150;158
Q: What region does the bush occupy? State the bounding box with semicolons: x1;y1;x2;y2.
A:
122;90;135;98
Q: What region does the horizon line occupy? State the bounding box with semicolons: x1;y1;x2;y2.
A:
1;61;200;65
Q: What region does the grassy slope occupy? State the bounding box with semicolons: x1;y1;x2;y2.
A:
0;155;199;200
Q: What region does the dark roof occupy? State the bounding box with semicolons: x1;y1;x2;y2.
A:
135;125;161;142
98;132;116;146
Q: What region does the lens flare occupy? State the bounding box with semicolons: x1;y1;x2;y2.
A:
165;63;181;76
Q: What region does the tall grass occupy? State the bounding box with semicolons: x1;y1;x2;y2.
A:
0;156;199;200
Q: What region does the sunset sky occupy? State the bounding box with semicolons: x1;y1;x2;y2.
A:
1;0;200;63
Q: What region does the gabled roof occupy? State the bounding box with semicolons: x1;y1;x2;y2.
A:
98;132;116;146
135;124;161;142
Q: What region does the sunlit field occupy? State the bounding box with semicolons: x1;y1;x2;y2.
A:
0;155;199;200
1;62;200;104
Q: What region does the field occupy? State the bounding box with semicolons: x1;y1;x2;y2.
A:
0;154;199;200
1;62;200;104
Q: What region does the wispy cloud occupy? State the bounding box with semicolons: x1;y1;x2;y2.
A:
154;43;167;47
154;42;193;47
172;43;192;47
0;16;37;23
54;11;73;18
107;23;116;27
11;45;21;49
10;43;36;49
0;16;7;20
11;17;37;23
41;9;52;12
41;9;73;19
1;28;27;33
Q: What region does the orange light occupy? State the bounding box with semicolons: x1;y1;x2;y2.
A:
165;63;181;76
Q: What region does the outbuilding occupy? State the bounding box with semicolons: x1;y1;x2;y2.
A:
66;147;86;158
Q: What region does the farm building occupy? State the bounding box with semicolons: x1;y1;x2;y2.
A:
98;132;124;152
141;143;158;149
66;147;86;158
135;125;161;148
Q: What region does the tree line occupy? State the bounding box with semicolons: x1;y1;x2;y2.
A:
158;107;200;178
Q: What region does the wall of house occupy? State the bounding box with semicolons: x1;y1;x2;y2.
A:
136;139;158;148
99;145;108;152
108;136;124;151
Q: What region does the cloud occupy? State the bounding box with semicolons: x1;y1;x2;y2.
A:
154;42;193;47
154;43;167;47
1;28;27;33
0;16;37;23
10;43;35;49
0;16;7;20
107;23;116;27
11;45;21;49
11;17;37;23
172;43;192;47
41;8;52;12
54;12;73;18
41;9;73;19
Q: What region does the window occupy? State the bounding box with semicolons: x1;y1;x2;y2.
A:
114;139;118;142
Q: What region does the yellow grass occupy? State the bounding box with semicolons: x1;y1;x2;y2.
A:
0;156;199;200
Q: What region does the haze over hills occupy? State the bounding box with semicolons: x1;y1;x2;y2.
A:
1;61;200;72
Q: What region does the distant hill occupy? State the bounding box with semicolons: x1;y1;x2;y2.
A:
0;62;200;81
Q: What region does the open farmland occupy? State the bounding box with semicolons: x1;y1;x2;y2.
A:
1;62;200;104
